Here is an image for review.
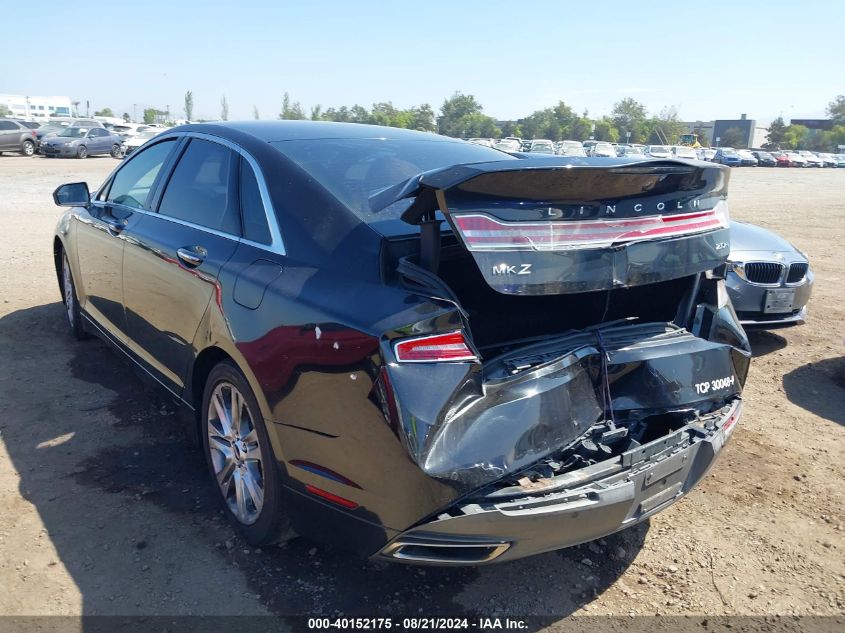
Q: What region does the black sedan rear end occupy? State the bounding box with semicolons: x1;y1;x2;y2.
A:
53;122;749;564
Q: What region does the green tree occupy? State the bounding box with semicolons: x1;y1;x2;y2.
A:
611;98;648;143
719;126;747;149
643;108;683;145
310;104;322;120
369;102;399;127
569;117;593;141
0;104;11;117
409;104;436;132
438;92;485;137
143;108;157;124
279;92;305;120
349;104;369;123
520;108;557;140
764;116;788;149
826;94;845;124
828;125;845;152
782;124;809;150
184;91;194;121
94;107;114;117
322;105;351;122
450;113;500;138
122;112;130;123
220;95;229;121
593;117;619;142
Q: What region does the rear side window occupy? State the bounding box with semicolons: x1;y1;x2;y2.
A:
239;159;271;244
158;139;240;235
106;139;176;209
0;121;18;130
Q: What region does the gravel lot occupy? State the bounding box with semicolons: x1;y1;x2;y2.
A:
0;154;842;627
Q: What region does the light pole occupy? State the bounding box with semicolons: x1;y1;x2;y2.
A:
133;103;137;123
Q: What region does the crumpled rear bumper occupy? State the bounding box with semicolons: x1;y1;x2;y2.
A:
378;399;742;565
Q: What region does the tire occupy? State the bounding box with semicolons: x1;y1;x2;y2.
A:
61;251;88;340
22;140;35;157
201;361;292;545
110;144;122;158
76;145;88;159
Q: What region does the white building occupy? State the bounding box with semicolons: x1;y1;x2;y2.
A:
0;94;73;120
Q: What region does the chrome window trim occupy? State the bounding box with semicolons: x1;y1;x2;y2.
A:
92;131;286;256
171;131;285;255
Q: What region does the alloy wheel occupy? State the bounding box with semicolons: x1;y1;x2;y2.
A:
206;382;265;525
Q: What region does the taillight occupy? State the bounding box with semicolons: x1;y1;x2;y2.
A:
453;200;729;252
394;331;477;363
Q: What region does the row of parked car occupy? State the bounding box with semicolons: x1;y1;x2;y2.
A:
0;116;164;159
467;137;845;168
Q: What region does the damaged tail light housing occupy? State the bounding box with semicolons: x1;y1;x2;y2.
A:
394;331;478;363
452;200;730;252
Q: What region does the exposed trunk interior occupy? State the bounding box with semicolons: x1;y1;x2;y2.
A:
398;244;696;357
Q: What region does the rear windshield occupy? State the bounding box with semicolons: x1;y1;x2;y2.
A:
270;138;513;222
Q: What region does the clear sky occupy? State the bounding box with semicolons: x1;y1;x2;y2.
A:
2;0;842;124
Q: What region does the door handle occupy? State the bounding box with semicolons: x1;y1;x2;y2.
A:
103;216;126;234
177;247;205;267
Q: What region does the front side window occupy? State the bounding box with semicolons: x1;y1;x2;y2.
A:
106;139;176;209
158;138;240;235
58;127;86;138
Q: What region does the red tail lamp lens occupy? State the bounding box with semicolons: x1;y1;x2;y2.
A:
394;331;477;363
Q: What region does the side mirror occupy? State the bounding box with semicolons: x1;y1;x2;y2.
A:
53;182;91;207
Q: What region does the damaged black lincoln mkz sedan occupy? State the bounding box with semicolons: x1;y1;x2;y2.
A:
53;122;749;564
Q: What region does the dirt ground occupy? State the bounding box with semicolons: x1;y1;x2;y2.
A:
0;154;842;628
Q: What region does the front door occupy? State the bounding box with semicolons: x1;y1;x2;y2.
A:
122;137;241;393
75;137;179;339
85;128;109;154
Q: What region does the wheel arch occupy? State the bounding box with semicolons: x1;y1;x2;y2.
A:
189;345;235;413
53;236;66;301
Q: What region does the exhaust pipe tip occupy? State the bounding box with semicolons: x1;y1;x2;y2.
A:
380;538;511;565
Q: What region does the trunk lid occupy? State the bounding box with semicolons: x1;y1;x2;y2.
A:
374;158;731;295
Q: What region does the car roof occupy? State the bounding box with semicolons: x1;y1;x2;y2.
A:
175;120;445;143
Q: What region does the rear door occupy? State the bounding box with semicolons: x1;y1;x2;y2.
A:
75;137;179;339
89;127;111;154
121;136;241;393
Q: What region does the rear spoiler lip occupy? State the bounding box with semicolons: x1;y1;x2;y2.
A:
367;157;723;225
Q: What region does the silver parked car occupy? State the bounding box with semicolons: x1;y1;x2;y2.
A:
726;222;813;328
40;126;124;159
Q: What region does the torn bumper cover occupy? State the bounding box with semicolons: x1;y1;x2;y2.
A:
379;399;742;565
387;321;749;491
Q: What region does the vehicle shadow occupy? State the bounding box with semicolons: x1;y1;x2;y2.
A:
0;303;646;626
746;329;788;357
782;356;845;426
